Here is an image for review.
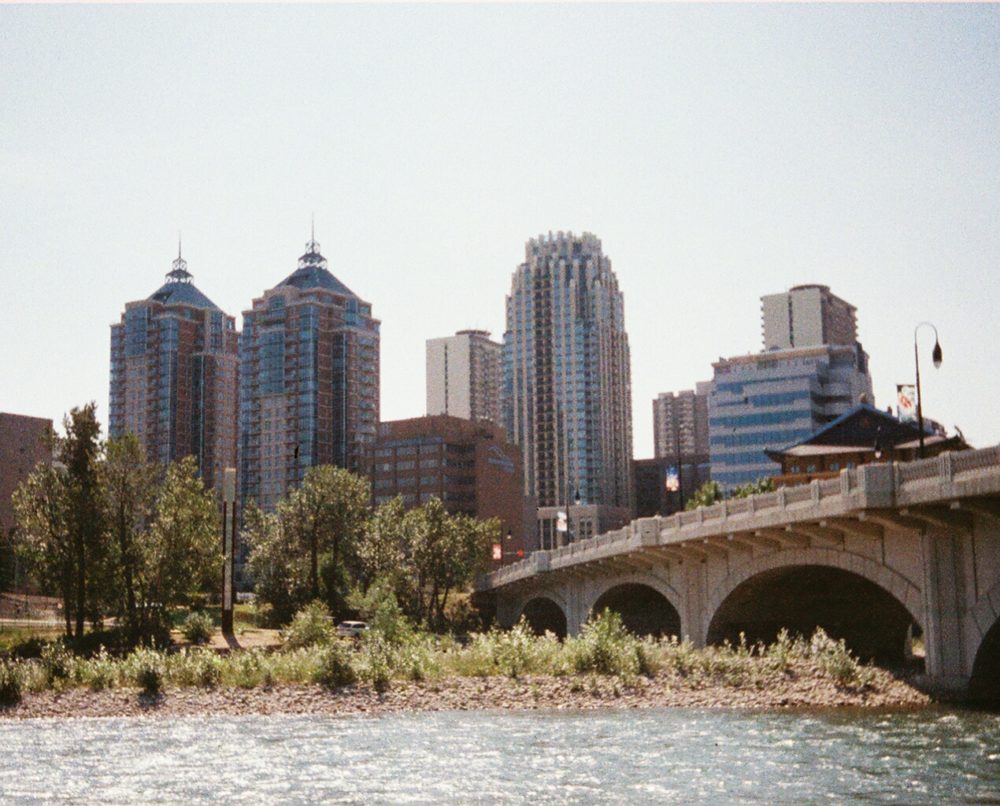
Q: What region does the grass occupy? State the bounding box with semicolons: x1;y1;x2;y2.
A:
0;610;883;700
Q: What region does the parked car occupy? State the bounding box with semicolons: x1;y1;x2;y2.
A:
336;620;368;638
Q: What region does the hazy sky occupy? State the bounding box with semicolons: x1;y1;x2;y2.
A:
2;4;998;458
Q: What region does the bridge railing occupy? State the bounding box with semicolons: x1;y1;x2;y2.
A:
482;444;1000;590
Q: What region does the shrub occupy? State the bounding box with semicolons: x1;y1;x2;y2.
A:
222;648;272;689
0;661;24;706
40;641;74;687
572;610;640;678
359;633;395;692
313;641;357;688
168;649;222;688
181;612;214;646
129;648;165;695
81;647;118;691
809;628;861;686
282;601;335;650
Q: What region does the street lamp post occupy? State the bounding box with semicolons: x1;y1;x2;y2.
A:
913;322;943;459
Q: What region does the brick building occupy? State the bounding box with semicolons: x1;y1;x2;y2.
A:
371;415;533;564
109;249;239;494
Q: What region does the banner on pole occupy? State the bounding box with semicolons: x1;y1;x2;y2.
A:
556;510;568;532
897;384;916;423
665;466;680;493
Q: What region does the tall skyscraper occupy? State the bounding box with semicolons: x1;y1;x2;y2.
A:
109;249;238;494
760;284;858;350
653;384;711;459
503;231;633;538
239;233;379;513
426;330;502;424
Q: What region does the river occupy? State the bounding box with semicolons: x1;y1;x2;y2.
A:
1;707;998;803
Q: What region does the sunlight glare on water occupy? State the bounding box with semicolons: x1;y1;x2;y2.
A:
1;708;999;804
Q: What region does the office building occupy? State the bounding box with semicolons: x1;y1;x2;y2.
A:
0;413;52;539
426;330;502;424
239;233;379;513
761;284;858;350
503;231;633;543
653;384;711;459
708;343;873;490
109;249;238;494
370;415;532;564
632;455;711;519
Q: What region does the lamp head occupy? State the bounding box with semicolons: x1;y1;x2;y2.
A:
932;340;943;369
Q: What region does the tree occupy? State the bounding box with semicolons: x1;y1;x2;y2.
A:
246;466;371;621
100;434;158;638
60;404;107;636
731;477;776;498
685;480;724;511
130;455;221;637
357;496;408;592
12;465;74;635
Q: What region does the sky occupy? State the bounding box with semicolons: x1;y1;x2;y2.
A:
1;4;998;458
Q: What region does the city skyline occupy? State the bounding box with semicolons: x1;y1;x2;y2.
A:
2;5;998;458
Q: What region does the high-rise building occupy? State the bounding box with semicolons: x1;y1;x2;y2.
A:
653;384;711;459
503;231;633;540
708;343;873;490
370;415;533;564
426;330;501;424
239;233;379;513
109;250;239;494
0;413;52;540
760;284;858;350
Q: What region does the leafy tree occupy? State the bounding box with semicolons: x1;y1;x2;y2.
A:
60;404;107;636
100;434;157;638
356;496;408;592
244;500;306;624
731;477;776;498
280;466;370;606
685;480;724;511
12;465;74;635
132;455;221;636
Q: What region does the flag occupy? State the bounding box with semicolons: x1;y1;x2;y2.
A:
897;384;916;423
665;466;680;493
556;510;568;532
492;543;502;561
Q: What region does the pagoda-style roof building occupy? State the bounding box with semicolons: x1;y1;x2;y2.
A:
766;404;969;487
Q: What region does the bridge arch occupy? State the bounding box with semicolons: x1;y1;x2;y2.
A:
584;573;683;638
515;593;568;638
968;581;1000;703
706;549;924;664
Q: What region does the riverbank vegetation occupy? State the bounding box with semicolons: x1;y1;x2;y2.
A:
1;604;906;711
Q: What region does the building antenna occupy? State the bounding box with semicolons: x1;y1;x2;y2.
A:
178;232;182;260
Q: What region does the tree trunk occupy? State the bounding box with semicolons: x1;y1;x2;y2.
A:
62;565;73;638
74;528;85;638
310;527;319;600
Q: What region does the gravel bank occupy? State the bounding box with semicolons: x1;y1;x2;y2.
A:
1;668;930;720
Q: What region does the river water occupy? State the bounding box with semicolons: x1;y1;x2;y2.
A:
1;707;998;804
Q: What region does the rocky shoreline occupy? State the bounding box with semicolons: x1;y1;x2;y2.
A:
1;669;931;720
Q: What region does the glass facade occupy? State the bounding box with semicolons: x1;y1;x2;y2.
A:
503;232;632;511
708;344;873;490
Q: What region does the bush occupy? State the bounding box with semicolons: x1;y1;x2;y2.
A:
359;633;395;692
313;641;357;688
129;648;165;695
0;661;24;706
572;610;640;678
181;612;214;645
40;641;74;687
168;649;222;688
282;601;335;650
809;629;861;686
81;647;118;691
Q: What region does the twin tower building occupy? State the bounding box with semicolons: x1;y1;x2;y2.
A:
109;230;633;535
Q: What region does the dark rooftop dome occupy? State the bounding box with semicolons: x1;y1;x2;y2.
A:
148;253;221;310
275;236;357;297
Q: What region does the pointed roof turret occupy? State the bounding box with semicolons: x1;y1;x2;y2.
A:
148;242;221;310
275;225;357;297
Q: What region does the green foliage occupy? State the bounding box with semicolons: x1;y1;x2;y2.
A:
247;466;371;622
313;641;357;688
808;628;866;687
81;647;118;691
358;633;396;692
685;481;724;510
347;581;413;646
730;477;776;498
282;601;335;649
129;648;165;695
0;661;24;706
181;611;215;645
165;649;222;688
571;610;642;678
40;641;74;687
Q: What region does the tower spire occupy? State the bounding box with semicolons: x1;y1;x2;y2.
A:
167;233;192;283
305;214;321;256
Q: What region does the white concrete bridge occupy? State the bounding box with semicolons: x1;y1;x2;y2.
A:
479;446;1000;695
